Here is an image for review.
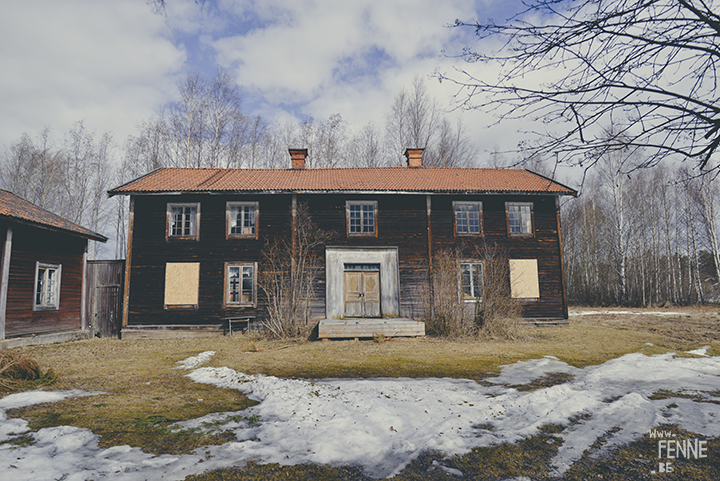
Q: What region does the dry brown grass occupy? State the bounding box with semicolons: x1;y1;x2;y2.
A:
3;308;719;463
0;351;55;391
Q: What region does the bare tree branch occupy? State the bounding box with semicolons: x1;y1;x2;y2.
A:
441;0;720;170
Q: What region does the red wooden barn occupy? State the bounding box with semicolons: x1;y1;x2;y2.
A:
109;149;577;339
0;190;107;347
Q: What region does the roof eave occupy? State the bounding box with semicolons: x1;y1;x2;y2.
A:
0;215;108;242
107;189;575;196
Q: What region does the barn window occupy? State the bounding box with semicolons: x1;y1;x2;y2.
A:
346;201;377;236
509;259;540;299
225;263;256;307
506;202;534;236
34;262;61;310
227;202;258;238
167;203;200;240
454;202;482;235
164;262;200;308
460;262;483;301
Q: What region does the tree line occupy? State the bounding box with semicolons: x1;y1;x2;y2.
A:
5;68;720;307
562;155;720;306
0;72;478;260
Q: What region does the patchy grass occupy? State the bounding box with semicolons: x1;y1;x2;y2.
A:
563;426;720;481
3;308;719;478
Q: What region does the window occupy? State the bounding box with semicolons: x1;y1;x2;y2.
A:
460;262;483;301
227;202;258;238
454;202;482;235
167;203;200;240
507;202;533;235
164;262;200;308
225;263;256;307
509;259;540;299
346;201;377;236
34;262;61;310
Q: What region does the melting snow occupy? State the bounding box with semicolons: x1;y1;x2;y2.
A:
1;351;719;479
686;345;711;357
173;350;215;370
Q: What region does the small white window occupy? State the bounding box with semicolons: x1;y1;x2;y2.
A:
225;263;256;307
34;262;61;310
507;202;533;235
167;203;200;240
454;202;482;235
227;202;258;238
347;201;377;236
460;262;483;301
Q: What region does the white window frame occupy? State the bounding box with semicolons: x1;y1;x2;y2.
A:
506;202;534;236
226;202;259;239
460;261;483;302
167;202;200;240
346;201;378;237
224;262;257;307
33;262;61;311
454;201;483;236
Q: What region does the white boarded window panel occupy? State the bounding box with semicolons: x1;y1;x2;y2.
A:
509;259;540;299
164;262;200;306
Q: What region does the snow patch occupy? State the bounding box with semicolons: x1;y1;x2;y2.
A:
686;345;711;356
174;350;216;370
1;353;719;479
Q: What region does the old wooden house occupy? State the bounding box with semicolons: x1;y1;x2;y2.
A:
108;149;576;338
0;190;107;347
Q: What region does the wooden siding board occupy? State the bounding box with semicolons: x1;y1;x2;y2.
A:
4;224;86;338
126;191;568;328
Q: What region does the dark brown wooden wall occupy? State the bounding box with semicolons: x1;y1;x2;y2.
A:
127;191;567;327
3;223;87;338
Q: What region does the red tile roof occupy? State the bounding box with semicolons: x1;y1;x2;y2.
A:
0;190;107;242
108;167;577;196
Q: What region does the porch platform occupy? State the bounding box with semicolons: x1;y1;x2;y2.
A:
318;318;425;340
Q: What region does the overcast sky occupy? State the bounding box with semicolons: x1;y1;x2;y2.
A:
0;0;530;163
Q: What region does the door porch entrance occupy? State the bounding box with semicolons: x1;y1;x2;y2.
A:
344;263;380;317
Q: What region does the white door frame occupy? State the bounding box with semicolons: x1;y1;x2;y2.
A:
325;247;399;320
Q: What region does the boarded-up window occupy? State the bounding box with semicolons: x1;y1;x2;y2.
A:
509;259;540;299
164;262;200;307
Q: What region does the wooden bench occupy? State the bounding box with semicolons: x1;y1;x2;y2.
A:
223;317;255;336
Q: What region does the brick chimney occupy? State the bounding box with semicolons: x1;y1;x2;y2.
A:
289;148;308;169
404;148;424;167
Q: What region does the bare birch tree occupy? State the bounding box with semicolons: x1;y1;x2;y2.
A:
444;0;720;170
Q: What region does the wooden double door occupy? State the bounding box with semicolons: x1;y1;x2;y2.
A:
344;264;381;318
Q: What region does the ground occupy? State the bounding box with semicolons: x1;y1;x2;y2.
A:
0;306;719;480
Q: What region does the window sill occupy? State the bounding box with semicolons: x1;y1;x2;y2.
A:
33;305;59;311
227;234;257;240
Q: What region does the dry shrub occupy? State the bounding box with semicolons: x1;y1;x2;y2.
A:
259;202;334;339
423;249;475;338
0;351;56;391
475;243;525;341
423;243;525;341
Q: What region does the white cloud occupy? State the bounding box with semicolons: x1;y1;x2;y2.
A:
0;0;185;149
